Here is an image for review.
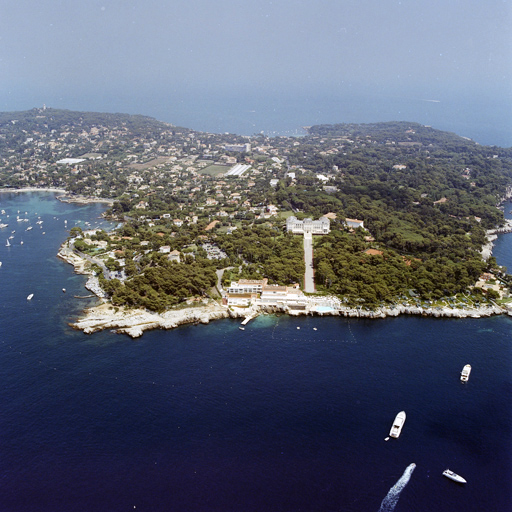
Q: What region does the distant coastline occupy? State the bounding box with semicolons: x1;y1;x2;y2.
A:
0;187;67;194
0;187;114;205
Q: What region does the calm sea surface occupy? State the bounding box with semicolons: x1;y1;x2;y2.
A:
0;191;511;511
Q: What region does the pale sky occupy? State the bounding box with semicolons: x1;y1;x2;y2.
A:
1;0;511;139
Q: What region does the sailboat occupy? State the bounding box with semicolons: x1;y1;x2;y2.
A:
6;239;10;247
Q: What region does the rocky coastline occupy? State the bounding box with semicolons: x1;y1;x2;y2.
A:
57;225;512;339
68;297;508;339
56;194;114;205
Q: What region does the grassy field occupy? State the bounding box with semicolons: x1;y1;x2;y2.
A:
128;156;171;171
200;164;230;176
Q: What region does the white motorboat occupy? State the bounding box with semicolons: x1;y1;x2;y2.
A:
389;411;406;438
27;293;34;300
6;239;10;247
443;469;467;484
461;364;471;382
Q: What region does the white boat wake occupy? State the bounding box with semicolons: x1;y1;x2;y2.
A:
378;463;416;512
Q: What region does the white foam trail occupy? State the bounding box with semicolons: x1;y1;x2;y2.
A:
378;463;416;512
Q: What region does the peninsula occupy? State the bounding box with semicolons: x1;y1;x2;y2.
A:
2;108;512;337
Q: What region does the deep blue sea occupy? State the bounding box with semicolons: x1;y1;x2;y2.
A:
0;191;511;512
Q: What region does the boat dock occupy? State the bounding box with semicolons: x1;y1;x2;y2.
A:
241;313;258;326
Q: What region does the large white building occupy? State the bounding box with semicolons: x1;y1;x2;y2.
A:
224;280;306;308
227;279;268;294
286;216;330;235
224;143;251;153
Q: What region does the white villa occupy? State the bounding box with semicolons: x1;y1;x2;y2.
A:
286;216;330;235
344;218;365;230
224;279;306;308
227;279;268;294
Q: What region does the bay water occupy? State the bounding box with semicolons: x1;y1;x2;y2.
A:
0;191;511;511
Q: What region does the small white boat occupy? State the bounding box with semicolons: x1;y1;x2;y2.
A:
27;293;34;300
62;288;66;293
443;469;467;484
461;364;471;382
0;223;8;228
20;241;23;245
26;226;32;231
6;239;10;247
0;261;2;266
239;327;245;331
389;411;406;438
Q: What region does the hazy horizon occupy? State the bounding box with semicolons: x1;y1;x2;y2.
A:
1;0;511;145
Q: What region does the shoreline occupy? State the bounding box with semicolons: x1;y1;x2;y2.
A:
58;240;510;339
0;187;114;205
69;299;508;339
56;201;512;338
0;187;67;194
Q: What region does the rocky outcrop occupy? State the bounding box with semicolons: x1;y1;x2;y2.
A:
332;303;504;319
72;300;231;338
57;244;92;275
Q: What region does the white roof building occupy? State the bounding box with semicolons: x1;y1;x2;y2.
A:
345;218;365;230
286;216;330;235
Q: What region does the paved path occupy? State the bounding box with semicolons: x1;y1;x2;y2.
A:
303;232;315;293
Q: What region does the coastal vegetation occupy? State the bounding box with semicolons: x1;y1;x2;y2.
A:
2;108;512;312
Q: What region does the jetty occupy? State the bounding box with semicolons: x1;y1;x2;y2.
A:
241;313;258;326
